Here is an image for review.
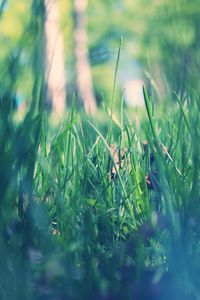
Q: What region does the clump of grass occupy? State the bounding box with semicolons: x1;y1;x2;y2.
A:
0;79;199;299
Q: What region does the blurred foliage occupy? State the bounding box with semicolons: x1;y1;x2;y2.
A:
0;0;200;107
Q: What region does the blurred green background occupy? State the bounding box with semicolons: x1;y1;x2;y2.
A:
0;0;199;114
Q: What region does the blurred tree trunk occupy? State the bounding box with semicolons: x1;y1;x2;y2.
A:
44;0;66;115
73;0;97;114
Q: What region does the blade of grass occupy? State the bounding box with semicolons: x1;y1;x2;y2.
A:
173;92;191;135
107;36;123;144
143;85;157;142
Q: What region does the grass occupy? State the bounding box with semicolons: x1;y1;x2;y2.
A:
0;83;200;300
